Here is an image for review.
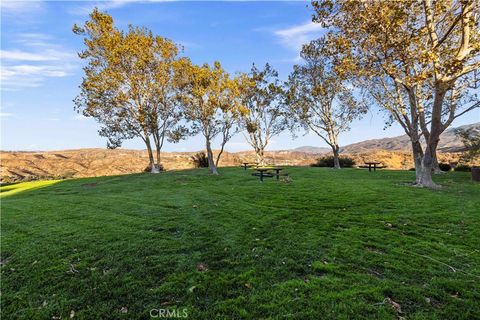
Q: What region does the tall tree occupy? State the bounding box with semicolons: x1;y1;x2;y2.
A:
178;61;244;175
285;40;363;169
238;64;286;165
312;0;480;187
73;9;186;173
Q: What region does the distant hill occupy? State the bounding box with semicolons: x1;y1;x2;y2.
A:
340;122;479;154
1;123;477;183
293;146;331;154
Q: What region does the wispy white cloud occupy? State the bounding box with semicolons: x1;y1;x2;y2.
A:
0;0;44;13
12;33;54;47
0;0;46;26
69;0;176;16
1;49;74;61
1;34;77;91
273;21;325;60
1;64;75;90
0;112;15;118
2;65;70;78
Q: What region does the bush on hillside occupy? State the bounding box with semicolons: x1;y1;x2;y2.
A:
311;156;355;168
454;165;471;172
191;152;209;168
438;163;452;172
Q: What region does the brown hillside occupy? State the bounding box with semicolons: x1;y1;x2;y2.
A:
0;148;466;183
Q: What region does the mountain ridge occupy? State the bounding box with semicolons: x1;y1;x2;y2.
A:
297;122;479;154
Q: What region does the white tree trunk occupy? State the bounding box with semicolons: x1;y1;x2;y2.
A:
417;86;447;188
144;136;159;174
256;148;265;166
206;139;219;175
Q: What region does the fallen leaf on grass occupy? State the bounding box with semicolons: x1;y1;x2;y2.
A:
120;307;128;313
188;286;196;293
385;297;402;313
68;263;79;274
384;297;403;319
196;263;207;272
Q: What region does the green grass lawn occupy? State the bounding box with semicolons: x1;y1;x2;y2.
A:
1;168;479;319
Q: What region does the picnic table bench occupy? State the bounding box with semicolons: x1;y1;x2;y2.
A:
241;162;259;170
359;162;386;172
251;167;288;182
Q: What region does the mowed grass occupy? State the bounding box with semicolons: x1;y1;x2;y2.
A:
1;167;479;319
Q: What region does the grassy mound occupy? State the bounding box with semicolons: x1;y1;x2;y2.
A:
1;168;479;319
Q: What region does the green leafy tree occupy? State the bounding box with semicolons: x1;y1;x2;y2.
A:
285;40;364;169
73;9;187;173
178;61;244;175
238;64;286;165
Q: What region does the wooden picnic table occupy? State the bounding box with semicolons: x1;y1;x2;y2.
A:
364;162;382;172
252;167;284;182
241;162;258;170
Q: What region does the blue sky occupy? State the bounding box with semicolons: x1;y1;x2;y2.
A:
1;0;478;152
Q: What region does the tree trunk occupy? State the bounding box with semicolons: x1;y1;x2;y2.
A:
215;137;228;168
144;136;159;174
418;154;436;188
432;153;443;174
155;146;162;172
152;132;163;173
411;139;424;184
332;145;341;169
206;138;219;175
417;87;447;188
256;148;265;166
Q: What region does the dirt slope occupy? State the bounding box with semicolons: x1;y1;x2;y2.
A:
0;148;465;183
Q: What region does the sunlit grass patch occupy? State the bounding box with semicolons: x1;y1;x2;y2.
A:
0;180;60;198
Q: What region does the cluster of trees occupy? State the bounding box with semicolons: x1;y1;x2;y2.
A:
310;0;479;187
74;9;359;175
75;1;479;187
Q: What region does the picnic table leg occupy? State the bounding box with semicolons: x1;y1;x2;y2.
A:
260;171;264;182
244;165;247;170
373;164;376;172
276;169;280;180
369;164;372;172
